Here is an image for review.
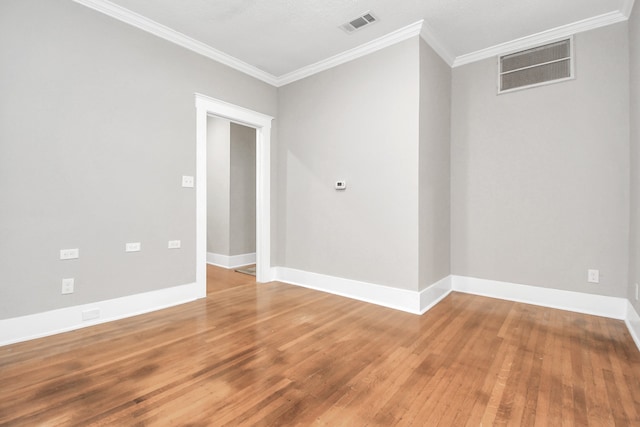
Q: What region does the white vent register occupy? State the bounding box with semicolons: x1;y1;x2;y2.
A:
499;38;573;94
340;12;377;33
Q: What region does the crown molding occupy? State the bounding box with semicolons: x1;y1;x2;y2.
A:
419;23;455;67
74;0;633;84
73;0;279;86
73;1;427;87
622;0;636;17
276;20;425;86
452;10;628;67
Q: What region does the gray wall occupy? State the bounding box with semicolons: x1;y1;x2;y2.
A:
0;0;276;319
207;119;256;256
229;123;257;256
207;117;231;255
277;38;421;290
2;0;636;322
418;39;452;290
629;4;640;310
451;23;630;297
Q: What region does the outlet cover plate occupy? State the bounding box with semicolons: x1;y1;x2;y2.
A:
125;242;141;252
335;180;347;190
61;278;74;294
182;175;195;188
82;308;100;321
60;248;79;260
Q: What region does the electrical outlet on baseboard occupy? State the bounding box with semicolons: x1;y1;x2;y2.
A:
82;308;100;321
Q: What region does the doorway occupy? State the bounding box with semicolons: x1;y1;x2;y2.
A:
206;118;256;272
195;94;273;297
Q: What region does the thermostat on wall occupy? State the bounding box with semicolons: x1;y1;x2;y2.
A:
335;181;347;190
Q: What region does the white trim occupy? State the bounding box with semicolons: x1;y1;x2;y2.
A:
72;0;426;87
626;301;640;352
72;0;278;86
207;252;256;269
274;267;421;314
273;267;452;315
276;20;425;86
419;23;455;67
73;0;636;82
452;11;628;67
452;276;627;320
195;94;274;285
419;276;453;314
0;282;200;346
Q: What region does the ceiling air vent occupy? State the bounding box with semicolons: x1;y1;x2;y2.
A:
498;38;574;94
340;12;378;34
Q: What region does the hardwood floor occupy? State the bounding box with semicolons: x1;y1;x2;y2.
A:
1;265;640;426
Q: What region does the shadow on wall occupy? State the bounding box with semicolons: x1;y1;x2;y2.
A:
206;116;257;268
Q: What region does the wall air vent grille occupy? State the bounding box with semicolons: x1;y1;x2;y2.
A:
340;12;378;33
498;38;574;94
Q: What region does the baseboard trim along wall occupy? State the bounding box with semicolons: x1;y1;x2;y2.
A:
272;267;452;315
451;276;628;320
207;252;256;269
4;269;639;352
420;276;452;314
272;269;630;319
0;281;203;347
626;301;640;351
273;270;637;350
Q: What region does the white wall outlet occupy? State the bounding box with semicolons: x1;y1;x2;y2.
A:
60;248;79;260
636;283;639;301
182;175;195;188
587;269;599;284
61;278;74;294
168;240;181;249
82;308;100;321
335;180;347;190
125;242;141;252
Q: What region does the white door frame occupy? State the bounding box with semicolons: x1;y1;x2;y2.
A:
195;93;273;294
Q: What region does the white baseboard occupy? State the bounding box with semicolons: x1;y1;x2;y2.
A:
419;276;453;314
452;275;627;320
273;267;452;315
273;270;637;352
6;267;637;352
207;252;256;269
0;282;204;347
625;301;640;352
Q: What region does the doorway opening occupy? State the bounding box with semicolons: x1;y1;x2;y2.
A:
195;94;273;297
206;118;256;273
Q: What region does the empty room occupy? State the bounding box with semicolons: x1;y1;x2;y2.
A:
1;0;640;425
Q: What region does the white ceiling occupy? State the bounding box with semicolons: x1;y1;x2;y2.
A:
77;0;634;84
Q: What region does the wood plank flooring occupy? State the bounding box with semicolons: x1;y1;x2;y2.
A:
1;265;640;425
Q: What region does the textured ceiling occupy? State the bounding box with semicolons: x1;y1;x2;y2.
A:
98;0;631;77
